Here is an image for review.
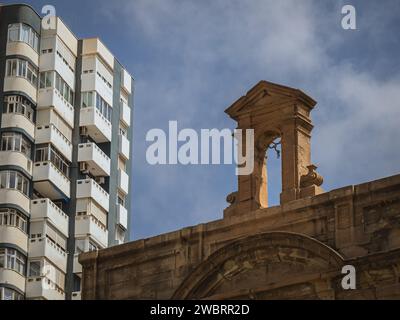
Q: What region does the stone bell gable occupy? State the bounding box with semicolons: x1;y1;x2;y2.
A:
224;80;323;217
80;81;400;300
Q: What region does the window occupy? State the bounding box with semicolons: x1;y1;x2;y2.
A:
41;48;53;54
5;58;38;86
0;208;27;233
96;92;112;122
39;71;54;89
0;248;26;275
29;261;41;277
4;95;34;122
0;287;23;300
7;23;39;52
119;126;127;137
35;144;70;177
40;71;74;105
117;194;126;207
81;91;94;108
82;91;112;122
1;132;31;157
96;71;112;89
0;171;29;196
54;72;74;105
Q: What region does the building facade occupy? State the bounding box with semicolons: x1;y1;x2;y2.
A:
80;81;400;300
0;4;134;300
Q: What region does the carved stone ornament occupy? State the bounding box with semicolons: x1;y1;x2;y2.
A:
300;164;323;188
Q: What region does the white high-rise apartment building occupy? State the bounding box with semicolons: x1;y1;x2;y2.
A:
0;4;133;300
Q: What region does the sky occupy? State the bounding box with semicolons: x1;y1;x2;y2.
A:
4;0;400;240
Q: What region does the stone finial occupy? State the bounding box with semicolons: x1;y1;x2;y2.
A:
300;164;323;188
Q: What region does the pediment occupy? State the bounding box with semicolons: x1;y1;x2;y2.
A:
225;80;316;119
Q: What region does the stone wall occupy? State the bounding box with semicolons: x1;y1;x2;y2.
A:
80;173;400;299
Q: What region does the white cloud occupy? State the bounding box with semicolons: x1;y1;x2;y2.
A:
100;0;400;239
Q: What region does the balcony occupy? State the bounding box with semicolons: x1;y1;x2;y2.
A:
28;237;67;273
33;162;70;200
39;42;75;90
0;269;26;293
3;76;37;103
31;199;69;237
0;189;30;213
0;225;28;253
1;113;35;139
81;72;113;106
37;88;74;127
6;41;39;66
118;169;129;195
116;204;128;230
35;124;72;161
119;134;130;160
78;143;110;177
75;215;108;248
73;253;82;274
80;107;112;143
25;276;65;300
76;179;109;212
71;291;81;300
121;69;132;94
120;101;131;127
0;151;32;176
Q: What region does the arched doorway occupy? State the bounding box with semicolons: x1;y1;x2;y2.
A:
172;232;344;300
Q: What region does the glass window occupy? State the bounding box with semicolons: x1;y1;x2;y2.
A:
0;170;29;196
8;24;19;42
9;172;16;189
35;144;70;177
0;248;5;268
29;261;41;277
54;72;74;105
4;95;35;122
7;23;39;52
0;132;31;157
5;58;37;86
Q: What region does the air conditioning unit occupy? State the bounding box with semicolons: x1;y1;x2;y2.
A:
95;177;105;185
80;162;89;173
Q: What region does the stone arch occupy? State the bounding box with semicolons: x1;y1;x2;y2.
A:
172;232;344;300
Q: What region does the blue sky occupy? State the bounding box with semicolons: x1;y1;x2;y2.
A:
6;0;400;240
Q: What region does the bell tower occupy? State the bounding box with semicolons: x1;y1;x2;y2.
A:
224;81;323;217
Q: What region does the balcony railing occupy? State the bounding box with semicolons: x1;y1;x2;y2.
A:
117;204;128;230
75;215;108;248
0;188;30;213
80;107;112;143
1;113;35;139
35;124;72;161
37;88;74;127
0;269;26;293
120;101;131;127
33;161;71;199
119;134;130;160
76;179;109;212
0;225;28;253
118;169;129;195
78;143;110;176
73;253;82;274
25;276;65;300
0;151;32;176
28;237;68;273
31;198;69;237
